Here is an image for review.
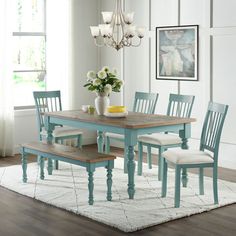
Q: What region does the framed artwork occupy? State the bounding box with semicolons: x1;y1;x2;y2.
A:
156;25;199;81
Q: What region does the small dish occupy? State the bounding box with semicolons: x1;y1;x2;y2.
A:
104;111;128;118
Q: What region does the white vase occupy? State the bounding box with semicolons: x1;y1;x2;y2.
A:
95;92;110;115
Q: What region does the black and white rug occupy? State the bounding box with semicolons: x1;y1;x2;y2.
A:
0;158;235;232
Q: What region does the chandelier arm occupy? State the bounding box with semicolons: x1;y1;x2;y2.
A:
93;37;106;47
130;37;142;47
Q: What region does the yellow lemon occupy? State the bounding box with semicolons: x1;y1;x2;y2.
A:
107;106;126;113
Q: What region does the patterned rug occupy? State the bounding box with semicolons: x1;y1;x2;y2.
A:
0;158;235;232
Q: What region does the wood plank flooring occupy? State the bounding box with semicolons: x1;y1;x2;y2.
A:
0;144;235;236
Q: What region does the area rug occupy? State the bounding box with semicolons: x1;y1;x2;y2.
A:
0;158;235;232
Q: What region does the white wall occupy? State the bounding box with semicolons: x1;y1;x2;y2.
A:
101;0;236;169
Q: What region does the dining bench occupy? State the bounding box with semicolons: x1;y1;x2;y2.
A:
20;141;116;205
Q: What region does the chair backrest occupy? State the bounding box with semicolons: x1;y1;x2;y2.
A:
33;90;62;132
167;94;195;118
200;102;228;160
133;92;159;114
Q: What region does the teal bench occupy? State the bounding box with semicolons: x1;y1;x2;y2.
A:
21;141;116;205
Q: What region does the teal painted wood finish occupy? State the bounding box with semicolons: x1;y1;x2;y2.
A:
33;90;83;170
137;94;195;185
105;91;159;173
43;111;193;200
106;161;113;201
97;131;104;153
21;144;114;205
161;102;229;208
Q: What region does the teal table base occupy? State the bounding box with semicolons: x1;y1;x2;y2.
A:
44;114;192;199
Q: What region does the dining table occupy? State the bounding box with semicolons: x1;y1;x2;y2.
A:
44;110;196;199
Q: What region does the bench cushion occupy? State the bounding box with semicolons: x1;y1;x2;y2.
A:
22;142;116;163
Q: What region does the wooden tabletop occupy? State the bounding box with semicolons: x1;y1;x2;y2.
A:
23;142;116;163
45;110;196;129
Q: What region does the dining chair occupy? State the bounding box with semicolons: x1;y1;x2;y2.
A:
105;91;159;173
33;90;83;169
137;94;195;180
161;102;228;208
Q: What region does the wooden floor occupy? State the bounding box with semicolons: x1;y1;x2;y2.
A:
0;144;235;236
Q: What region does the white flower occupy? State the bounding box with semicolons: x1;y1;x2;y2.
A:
118;79;124;86
104;84;112;94
93;78;101;86
117;79;125;86
87;70;96;79
102;66;109;73
112;68;118;75
97;70;106;79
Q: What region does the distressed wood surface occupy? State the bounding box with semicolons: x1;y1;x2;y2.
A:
45;110;196;129
22;142;116;163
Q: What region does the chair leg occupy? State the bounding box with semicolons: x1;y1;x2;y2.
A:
124;146;128;174
54;138;61;170
175;166;181;208
37;155;41;165
105;136;110;154
158;147;164;181
161;159;168;197
182;167;188;187
40;157;45;180
47;158;53;175
199;167;204;195
213;166;219;204
147;145;152;169
137;142;143;176
77;134;83;149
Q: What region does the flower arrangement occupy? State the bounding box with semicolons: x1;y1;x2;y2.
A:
84;66;124;95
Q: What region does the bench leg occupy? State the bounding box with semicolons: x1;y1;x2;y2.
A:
21;150;27;183
87;166;95;205
40;157;45;180
48;159;53;175
106;160;114;201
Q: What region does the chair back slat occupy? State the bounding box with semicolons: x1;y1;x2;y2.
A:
167;94;195;118
200;102;228;157
133;92;159;114
33;91;62;132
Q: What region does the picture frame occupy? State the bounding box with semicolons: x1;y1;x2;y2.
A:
156;25;199;81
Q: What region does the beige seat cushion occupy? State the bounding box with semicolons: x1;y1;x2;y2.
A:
138;133;182;146
105;132;124;140
162;149;214;165
41;126;83;138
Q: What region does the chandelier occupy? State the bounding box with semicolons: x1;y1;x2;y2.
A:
90;0;145;51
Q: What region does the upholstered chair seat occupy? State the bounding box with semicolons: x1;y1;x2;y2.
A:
162;149;213;165
138;133;182;146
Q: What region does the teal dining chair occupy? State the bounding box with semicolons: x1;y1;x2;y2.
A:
33;90;83;169
138;94;195;179
105;91;159;172
161;102;228;208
